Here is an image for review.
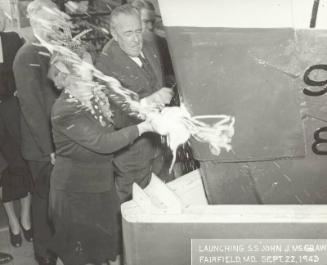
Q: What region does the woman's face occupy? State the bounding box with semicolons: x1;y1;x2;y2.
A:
74;52;93;82
75;65;93;82
53;72;69;90
49;52;94;91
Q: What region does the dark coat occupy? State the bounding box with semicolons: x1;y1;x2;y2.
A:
98;40;164;94
0;33;32;201
51;92;139;192
0;31;24;99
13;41;60;161
96;39;164;128
0;97;33;202
96;40;166;201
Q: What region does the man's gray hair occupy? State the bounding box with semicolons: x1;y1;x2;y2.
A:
109;4;140;33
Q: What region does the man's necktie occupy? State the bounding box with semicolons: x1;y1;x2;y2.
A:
138;55;157;91
139;55;153;77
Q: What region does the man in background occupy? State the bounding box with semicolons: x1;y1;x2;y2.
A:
13;0;63;264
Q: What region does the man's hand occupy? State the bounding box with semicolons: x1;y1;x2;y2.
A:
137;120;154;135
50;153;56;165
137;113;170;136
140;87;173;108
154;87;174;105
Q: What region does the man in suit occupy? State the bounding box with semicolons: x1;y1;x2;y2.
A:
96;4;173;202
13;0;63;264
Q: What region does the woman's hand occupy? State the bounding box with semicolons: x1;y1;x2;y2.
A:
147;113;169;135
140;87;173;109
136;120;154;135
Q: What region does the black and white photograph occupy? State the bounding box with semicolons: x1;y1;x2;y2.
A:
0;0;327;264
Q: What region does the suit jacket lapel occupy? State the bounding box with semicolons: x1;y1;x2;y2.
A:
112;41;150;83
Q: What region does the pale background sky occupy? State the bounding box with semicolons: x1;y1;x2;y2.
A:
158;0;327;29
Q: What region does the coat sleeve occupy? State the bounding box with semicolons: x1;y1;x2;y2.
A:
95;53;142;129
95;52;111;76
14;50;54;155
52;109;140;154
